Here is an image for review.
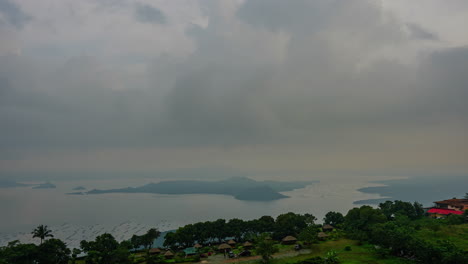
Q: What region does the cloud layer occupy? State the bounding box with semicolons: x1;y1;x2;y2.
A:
0;0;467;175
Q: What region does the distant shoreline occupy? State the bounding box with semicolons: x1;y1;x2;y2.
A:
354;176;467;206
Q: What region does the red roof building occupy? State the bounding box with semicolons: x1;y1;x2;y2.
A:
427;198;468;218
427;208;463;215
433;199;468;211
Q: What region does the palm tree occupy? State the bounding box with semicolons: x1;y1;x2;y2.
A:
32;225;54;244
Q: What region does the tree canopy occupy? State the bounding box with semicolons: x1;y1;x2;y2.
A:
31;225;54;245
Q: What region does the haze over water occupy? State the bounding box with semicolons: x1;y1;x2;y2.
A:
0;175;388;248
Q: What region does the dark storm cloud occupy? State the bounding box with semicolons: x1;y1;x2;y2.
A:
0;0;467;161
0;0;31;29
134;3;166;24
0;56;156;152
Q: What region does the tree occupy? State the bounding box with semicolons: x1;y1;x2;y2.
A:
256;234;278;263
71;248;81;264
142;228;161;250
227;218;245;242
257;216;275;233
32;225;54;245
464;193;468;199
378;201;424;220
193;222;209;245
36;238;70;264
130;234;143;250
298;225;319;246
174;224;196;247
163;232;177;249
413;202;425;218
212;219;227;242
344;206;386;240
274;213;310;239
444;214;464;225
323;212;345;226
80;233;131;264
0;240;37;264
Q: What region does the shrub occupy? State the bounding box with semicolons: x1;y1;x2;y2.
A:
344;246;351;251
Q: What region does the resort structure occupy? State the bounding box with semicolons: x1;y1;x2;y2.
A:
427;198;468;218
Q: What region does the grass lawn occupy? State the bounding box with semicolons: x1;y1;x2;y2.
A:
269;239;413;264
414;223;468;250
235;239;414;264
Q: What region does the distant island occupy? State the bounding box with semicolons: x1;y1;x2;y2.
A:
0;180;29;188
72;186;86;191
80;177;317;201
354;175;468;206
32;182;56;189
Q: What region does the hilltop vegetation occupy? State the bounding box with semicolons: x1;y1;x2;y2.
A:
1;200;467;264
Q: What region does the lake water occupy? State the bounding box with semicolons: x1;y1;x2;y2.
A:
0;175;405;249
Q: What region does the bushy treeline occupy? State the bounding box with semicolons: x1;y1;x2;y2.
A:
163;213;322;248
343;201;468;264
0;228;160;264
0;239;70;264
1;200;467;264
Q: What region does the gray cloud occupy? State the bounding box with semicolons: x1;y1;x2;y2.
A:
237;0;329;32
406;23;438;40
134;3;166;24
0;0;467;173
0;0;30;29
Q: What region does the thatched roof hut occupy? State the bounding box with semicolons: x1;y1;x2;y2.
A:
149;248;161;255
317;232;329;240
218;243;231;250
322;224;334;232
243;241;253;248
194;243;202;248
227;239;236;245
282;235;297;244
164;250;174;259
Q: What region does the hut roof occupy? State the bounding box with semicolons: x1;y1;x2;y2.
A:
194;243;202;248
282;236;297;242
149;248;161;253
243;241;253;247
317;232;329;238
323;224;334;230
228;239;236;245
164;251;174;256
218;243;231;250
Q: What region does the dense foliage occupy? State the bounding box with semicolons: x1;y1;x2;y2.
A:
163;212;317;248
344;201;468;264
1;200;467;264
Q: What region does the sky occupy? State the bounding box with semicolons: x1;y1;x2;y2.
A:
0;0;467;179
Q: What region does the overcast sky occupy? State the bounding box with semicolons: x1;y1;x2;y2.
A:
0;0;467;178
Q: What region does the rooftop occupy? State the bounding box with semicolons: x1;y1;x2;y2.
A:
427;208;463;215
434;198;468;206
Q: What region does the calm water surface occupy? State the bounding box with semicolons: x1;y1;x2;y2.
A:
0;177;385;248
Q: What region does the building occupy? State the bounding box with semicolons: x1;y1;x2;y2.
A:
427;198;468;218
281;236;297;245
434;199;468;211
322;224;334;232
